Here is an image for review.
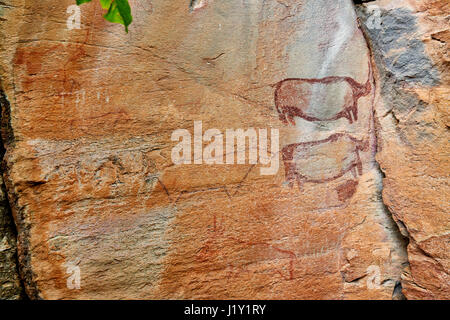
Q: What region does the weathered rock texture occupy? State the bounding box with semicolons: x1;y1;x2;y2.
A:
0;173;24;299
0;0;446;299
357;0;449;300
0;23;25;302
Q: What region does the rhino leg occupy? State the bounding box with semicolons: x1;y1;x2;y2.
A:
351;105;358;122
279;110;289;125
296;176;304;191
346;110;354;124
351;166;358;178
283;160;296;188
355;150;363;176
287;113;296;126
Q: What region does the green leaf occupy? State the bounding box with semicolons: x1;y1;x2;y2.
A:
99;0;113;10
75;0;133;32
111;0;133;33
103;0;133;32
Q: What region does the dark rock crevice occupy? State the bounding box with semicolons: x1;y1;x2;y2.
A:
354;2;411;300
0;84;26;299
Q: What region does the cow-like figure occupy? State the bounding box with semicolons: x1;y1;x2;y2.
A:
281;133;369;190
274;62;372;125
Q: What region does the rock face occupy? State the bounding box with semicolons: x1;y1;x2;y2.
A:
0;0;446;299
0;174;24;299
357;0;449;300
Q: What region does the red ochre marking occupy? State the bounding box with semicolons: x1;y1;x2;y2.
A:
281;133;369;190
274;61;373;125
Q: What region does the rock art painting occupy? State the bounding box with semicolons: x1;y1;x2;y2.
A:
281;133;369;190
275;50;374;206
1;0;446;300
274;61;373;125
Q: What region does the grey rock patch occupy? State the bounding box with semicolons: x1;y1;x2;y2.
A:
358;7;439;86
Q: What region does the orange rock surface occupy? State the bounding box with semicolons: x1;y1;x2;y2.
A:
358;0;449;300
0;0;446;299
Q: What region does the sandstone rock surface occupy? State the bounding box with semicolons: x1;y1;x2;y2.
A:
0;0;446;299
357;0;449;300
